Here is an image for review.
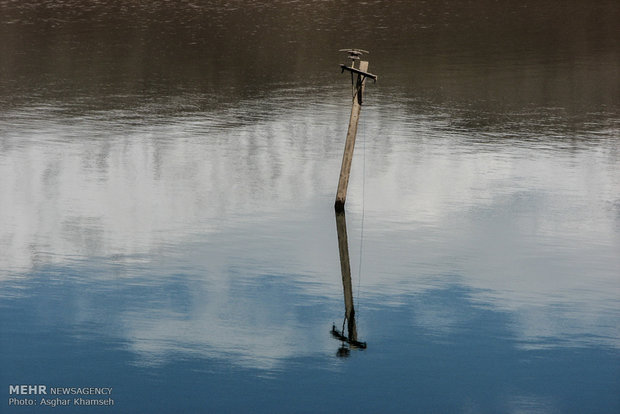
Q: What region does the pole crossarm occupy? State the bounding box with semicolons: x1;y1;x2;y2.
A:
340;64;378;83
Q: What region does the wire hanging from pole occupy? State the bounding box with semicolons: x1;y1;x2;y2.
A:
356;103;366;317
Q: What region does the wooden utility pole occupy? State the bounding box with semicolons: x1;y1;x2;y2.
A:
334;49;377;212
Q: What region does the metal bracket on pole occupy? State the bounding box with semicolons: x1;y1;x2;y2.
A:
340;64;377;104
338;49;377;105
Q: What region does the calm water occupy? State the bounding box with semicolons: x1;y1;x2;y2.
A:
1;1;620;412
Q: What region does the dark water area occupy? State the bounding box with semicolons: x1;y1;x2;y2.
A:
1;1;620;413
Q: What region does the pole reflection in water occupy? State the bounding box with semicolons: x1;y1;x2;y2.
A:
331;211;367;357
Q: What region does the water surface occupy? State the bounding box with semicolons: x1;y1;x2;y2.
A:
1;1;619;412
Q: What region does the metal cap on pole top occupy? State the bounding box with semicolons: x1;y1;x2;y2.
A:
339;49;377;85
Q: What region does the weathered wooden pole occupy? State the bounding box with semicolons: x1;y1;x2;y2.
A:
335;60;368;212
334;53;376;212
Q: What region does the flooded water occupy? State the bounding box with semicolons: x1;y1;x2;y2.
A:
1;1;619;412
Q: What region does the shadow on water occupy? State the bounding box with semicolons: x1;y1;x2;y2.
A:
331;211;367;357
